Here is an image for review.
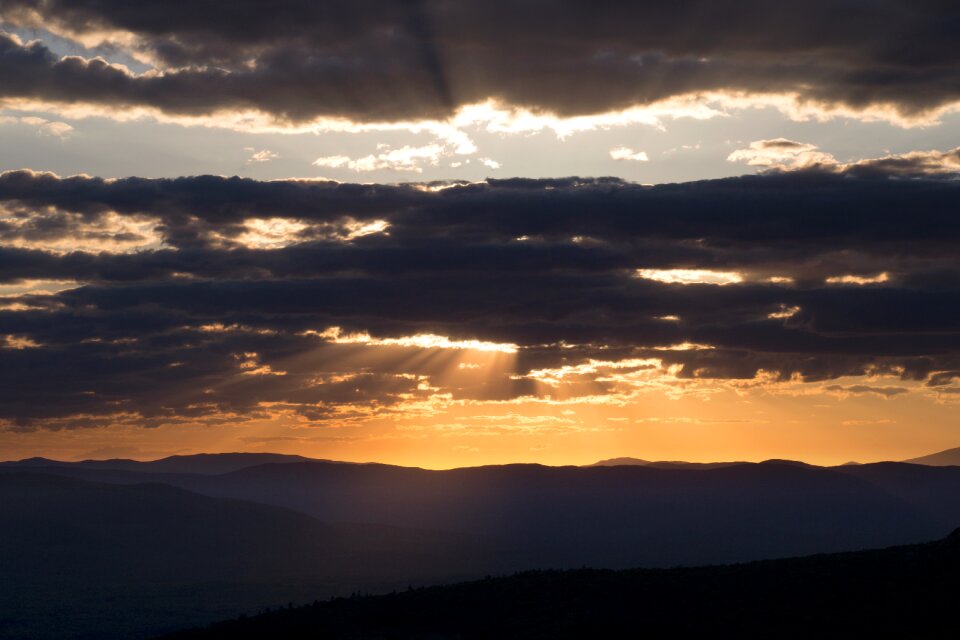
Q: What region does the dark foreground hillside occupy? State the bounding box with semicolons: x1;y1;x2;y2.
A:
163;530;960;639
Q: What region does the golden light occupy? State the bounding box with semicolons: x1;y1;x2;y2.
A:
311;327;518;354
635;269;745;285
825;273;890;285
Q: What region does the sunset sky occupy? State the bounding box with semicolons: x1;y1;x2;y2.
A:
1;1;959;466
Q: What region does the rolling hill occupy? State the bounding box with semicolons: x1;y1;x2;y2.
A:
904;446;960;466
5;457;959;568
0;473;509;640
5;453;960;638
0;452;314;475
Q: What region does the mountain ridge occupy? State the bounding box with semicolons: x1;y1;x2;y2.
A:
904;446;960;467
0;452;317;474
6;443;960;475
4;456;956;568
5;454;960;638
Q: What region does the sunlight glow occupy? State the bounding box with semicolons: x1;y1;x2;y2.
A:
826;273;890;285
0;279;82;296
768;305;801;319
635;269;745;285
236;218;309;249
652;342;715;351
307;327;519;353
0;209;161;254
3;334;41;349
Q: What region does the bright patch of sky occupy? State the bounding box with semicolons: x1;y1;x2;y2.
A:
2;101;959;183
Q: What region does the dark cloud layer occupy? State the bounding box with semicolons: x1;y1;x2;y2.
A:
2;1;960;121
0;167;958;428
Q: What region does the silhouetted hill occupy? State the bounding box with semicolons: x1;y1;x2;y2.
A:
6;458;960;567
587;457;743;469
0;473;508;640
160;530;960;639
836;461;960;526
6;457;960;637
200;460;960;565
0;452;313;474
904;446;960;466
9;458;955;568
587;457;649;466
644;460;743;469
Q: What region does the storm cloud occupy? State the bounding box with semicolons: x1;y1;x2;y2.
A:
0;163;958;428
2;1;960;122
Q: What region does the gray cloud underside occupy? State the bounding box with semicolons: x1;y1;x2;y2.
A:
3;1;960;120
0;166;958;426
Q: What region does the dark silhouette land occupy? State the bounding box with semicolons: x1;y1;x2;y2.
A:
2;450;960;639
160;529;960;639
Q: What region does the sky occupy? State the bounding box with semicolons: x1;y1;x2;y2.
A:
1;1;959;466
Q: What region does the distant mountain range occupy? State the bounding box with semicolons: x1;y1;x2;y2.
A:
4;453;960;570
904;446;960;466
589;445;960;468
589;457;744;469
5;452;314;475
4;448;960;638
5;443;960;475
160;528;960;639
589;456;651;466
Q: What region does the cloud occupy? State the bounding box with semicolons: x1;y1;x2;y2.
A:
927;371;960;387
313;144;446;173
728;138;835;169
825;273;890;286
0;206;160;253
2;334;41;349
0;164;958;428
840;418;896;426
610;147;649;162
730;140;960;177
1;113;74;138
825;385;909;398
34;119;73;138
3;3;960;125
841;148;960;177
635;269;743;286
246;149;279;163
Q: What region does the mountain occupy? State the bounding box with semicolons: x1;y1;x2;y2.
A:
160;530;960;639
836;461;960;526
0;473;509;640
186;459;960;566
587;457;743;469
0;452;314;475
6;456;960;638
904;446;960;466
588;457;649;466
8;457;956;568
644;460;744;469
